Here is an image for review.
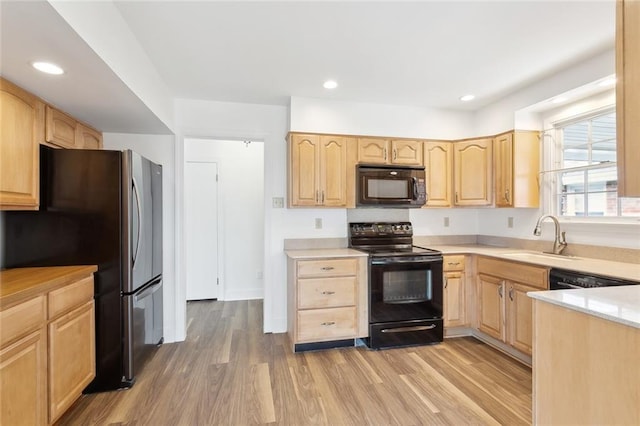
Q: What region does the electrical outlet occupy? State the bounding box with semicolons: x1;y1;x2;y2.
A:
444;217;450;227
315;218;323;229
272;197;284;208
257;271;263;279
508;217;514;228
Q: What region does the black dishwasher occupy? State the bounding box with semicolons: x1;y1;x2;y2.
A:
549;268;640;290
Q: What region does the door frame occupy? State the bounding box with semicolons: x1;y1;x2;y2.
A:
176;131;269;340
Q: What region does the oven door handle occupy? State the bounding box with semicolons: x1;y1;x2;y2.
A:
553;282;584;290
381;324;437;333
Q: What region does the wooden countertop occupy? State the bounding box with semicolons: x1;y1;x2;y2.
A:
0;265;97;308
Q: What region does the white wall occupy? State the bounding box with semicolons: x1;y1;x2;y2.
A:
102;133;178;342
175;99;288;336
49;0;175;132
473;49;615;135
290;96;476;140
184;138;265;300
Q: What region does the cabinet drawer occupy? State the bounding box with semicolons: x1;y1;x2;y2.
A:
297;258;357;278
478;257;548;289
0;295;46;347
48;275;94;319
443;255;465;271
297;307;357;342
298;277;357;309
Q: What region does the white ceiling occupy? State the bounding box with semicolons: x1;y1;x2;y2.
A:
1;0;616;135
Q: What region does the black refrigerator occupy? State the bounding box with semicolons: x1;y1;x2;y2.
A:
1;145;163;392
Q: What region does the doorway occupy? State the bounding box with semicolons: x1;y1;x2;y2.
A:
184;138;265;302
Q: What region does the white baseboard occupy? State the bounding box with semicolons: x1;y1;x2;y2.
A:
224;288;263;301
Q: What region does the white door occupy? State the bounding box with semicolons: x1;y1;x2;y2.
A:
185;161;219;300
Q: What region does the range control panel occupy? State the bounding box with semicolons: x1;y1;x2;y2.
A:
349;222;413;237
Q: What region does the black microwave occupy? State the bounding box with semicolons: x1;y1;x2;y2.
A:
356;164;427;207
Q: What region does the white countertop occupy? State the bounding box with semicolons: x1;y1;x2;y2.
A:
528;286;640;329
285;248;368;259
424;244;640;283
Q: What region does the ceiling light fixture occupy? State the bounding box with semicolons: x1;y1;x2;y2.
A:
323;80;338;89
460;94;475;102
32;61;64;75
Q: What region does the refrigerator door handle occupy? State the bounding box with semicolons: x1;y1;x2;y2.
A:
134;278;161;302
132;177;142;268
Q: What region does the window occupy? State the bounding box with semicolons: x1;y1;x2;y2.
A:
547;109;640;218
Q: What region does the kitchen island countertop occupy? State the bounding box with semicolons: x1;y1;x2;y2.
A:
528;286;640;329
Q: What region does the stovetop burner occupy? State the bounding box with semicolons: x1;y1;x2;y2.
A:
348;222;442;258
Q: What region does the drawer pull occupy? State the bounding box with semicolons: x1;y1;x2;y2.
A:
448;262;460;266
321;291;336;295
320;266;335;271
381;324;436;333
321;321;336;326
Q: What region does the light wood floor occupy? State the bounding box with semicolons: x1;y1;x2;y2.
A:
58;300;532;425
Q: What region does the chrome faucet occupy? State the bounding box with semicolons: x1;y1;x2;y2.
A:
533;215;567;255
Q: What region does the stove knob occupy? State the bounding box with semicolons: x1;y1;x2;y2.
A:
404;224;411;231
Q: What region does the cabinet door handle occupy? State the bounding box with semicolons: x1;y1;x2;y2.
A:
444;277;448;289
316;190;319;203
498;284;503;298
320;266;335;271
321;191;325;204
321;321;336;326
509;287;514;301
321;291;335;295
455;192;459;203
505;189;510;203
393;149;397;160
384;148;387;161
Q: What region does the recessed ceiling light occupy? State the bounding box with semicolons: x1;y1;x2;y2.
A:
598;77;616;87
550;96;567;104
460;94;475;102
32;61;64;75
323;80;338;89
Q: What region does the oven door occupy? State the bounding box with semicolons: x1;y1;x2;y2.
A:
369;256;443;323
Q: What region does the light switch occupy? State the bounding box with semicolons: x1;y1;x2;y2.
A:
508;217;514;228
444;217;450;227
315;218;323;229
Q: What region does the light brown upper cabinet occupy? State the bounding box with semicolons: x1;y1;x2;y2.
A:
288;133;349;207
46;106;79;149
616;0;640;197
357;138;423;166
0;78;44;210
46;106;103;150
76;124;103;149
494;130;540;208
423;141;452;207
453;138;493;206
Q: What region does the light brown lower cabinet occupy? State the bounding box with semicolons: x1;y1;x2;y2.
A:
48;300;96;422
0;329;47;426
287;255;368;351
0;266;96;425
443;255;466;328
476;257;548;357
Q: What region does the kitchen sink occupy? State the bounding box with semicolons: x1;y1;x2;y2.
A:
501;252;578;262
